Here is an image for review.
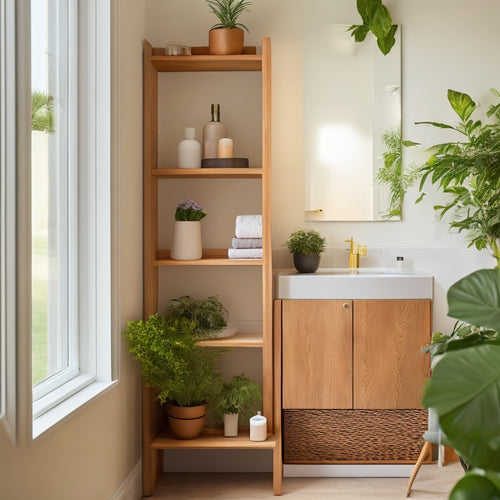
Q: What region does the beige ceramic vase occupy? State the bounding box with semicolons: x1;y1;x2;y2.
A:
209;28;244;55
171;221;202;260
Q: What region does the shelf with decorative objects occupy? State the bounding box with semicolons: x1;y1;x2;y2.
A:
142;37;281;496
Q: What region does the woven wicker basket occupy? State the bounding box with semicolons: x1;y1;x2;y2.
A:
283;409;427;463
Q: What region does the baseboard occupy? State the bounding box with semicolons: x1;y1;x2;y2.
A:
284;464;414;478
110;460;142;500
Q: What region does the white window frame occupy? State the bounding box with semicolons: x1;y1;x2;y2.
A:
0;0;17;442
1;0;115;442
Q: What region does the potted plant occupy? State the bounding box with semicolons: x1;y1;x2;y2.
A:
286;228;326;273
163;295;228;339
213;374;262;437
171;196;207;261
206;0;252;55
415;88;500;266
124;313;224;439
422;268;500;497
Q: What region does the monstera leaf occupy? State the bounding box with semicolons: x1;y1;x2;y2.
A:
423;343;500;471
423;268;500;473
447;268;500;331
450;470;500;500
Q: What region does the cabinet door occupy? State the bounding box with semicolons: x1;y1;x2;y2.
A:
282;300;352;409
353;300;431;409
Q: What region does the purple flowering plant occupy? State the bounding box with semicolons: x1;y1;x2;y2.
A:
175;197;207;221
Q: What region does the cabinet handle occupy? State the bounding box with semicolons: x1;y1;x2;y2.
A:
343;302;350;310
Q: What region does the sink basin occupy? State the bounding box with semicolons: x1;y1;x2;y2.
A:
276;268;433;299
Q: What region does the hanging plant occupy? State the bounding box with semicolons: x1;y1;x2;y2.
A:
347;0;398;56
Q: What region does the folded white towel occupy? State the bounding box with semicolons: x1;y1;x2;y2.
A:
231;237;263;249
228;248;263;259
235;215;262;239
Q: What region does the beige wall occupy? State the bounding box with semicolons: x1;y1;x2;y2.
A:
0;1;145;499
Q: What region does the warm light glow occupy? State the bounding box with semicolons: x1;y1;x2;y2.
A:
317;124;363;168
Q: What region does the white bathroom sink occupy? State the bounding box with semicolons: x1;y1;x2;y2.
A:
276;268;433;300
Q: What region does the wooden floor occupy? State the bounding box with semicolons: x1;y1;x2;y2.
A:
144;463;463;499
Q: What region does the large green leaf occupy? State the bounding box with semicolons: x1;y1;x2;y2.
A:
423;344;500;471
447;268;500;330
448;89;476;122
450;471;500;500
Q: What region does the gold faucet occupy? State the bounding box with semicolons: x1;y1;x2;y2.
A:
345;237;367;270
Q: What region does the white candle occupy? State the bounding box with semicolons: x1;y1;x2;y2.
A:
217;137;233;158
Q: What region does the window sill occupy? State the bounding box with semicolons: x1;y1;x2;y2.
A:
32;379;117;439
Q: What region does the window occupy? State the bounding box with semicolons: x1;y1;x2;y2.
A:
30;0;114;438
0;0;114;440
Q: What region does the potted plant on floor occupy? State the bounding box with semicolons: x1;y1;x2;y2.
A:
213;374;262;437
206;0;252;55
423;268;500;498
286;228;326;273
124;313;224;439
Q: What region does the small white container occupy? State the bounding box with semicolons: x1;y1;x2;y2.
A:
178;127;201;168
249;411;267;441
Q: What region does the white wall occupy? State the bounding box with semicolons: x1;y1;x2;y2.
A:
0;2;145;499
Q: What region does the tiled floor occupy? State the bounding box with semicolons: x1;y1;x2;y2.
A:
145;463;463;499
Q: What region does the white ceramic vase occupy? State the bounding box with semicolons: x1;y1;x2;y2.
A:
223;413;239;437
171;221;202;260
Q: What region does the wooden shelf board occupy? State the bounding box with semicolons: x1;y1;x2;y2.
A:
152;168;262;179
150;53;262;72
198;331;263;348
152;429;278;450
155;249;263;267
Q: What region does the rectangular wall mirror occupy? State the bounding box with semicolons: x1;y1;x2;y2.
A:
304;24;402;221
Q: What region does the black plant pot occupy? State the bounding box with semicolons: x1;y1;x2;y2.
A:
293;254;320;273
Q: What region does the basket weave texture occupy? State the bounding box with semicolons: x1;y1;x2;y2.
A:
283;409;428;463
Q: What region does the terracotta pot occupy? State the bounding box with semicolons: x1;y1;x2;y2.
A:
166;403;207;439
209;28;244;55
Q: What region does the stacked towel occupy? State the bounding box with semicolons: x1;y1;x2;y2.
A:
235;215;262;238
231;237;262;249
229;215;263;259
228;248;263;259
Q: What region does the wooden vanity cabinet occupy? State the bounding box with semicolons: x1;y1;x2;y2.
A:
282;300;353;409
279;298;431;463
353;299;431;409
